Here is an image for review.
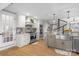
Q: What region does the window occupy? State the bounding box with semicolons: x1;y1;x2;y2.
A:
2;14;15;43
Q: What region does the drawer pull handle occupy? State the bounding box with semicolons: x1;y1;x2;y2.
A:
62;42;64;44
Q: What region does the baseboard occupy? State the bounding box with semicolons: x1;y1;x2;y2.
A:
0;44;15;51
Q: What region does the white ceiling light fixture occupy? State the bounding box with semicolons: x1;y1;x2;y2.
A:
66;10;70;19
53;13;56;19
52;13;56;24
26;13;30;16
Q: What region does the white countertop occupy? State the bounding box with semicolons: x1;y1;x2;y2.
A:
17;33;30;38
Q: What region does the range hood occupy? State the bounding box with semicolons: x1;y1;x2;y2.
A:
25;16;34;25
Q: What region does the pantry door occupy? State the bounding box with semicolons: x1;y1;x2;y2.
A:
0;14;16;47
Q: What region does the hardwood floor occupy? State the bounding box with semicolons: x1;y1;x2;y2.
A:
0;39;78;56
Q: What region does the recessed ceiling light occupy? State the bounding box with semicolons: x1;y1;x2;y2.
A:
26;13;30;16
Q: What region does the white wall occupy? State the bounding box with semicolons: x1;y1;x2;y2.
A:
0;13;2;33
42;21;49;39
35;20;40;40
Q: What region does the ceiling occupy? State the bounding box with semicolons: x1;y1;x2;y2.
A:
0;3;10;11
3;3;79;20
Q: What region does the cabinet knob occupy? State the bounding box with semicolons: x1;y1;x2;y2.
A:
62;42;64;44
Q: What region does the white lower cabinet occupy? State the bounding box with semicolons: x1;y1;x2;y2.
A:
56;40;72;51
47;33;72;51
16;33;30;47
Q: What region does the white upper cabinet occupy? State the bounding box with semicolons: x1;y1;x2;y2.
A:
17;15;25;27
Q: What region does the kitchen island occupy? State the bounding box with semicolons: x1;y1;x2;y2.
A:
16;33;30;47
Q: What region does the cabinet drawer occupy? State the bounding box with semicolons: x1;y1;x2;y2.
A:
61;41;72;51
63;41;72;50
48;41;56;48
56;40;72;51
47;36;56;48
56;40;62;49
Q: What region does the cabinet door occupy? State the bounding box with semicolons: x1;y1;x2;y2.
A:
73;39;79;52
47;34;56;47
17;37;26;47
25;38;30;45
62;40;72;51
48;39;56;48
19;38;26;47
25;34;30;45
56;40;62;49
56;40;72;51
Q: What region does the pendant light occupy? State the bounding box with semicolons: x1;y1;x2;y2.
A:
66;10;70;19
52;13;56;24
